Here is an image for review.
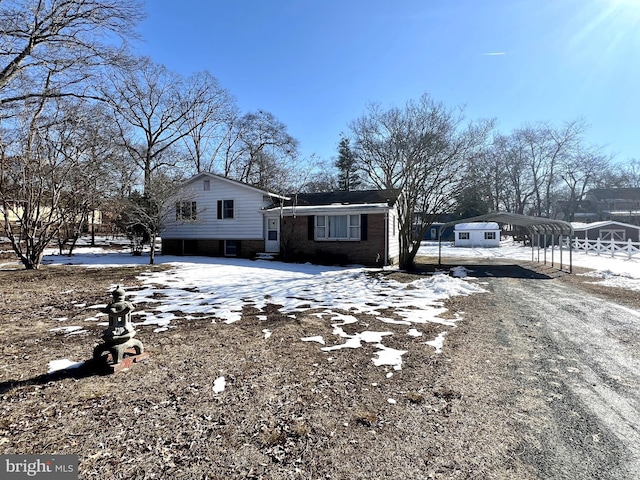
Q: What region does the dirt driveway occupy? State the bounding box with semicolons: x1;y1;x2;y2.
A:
438;258;640;480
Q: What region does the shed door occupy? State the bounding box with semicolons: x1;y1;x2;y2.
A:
265;217;280;253
600;229;625;241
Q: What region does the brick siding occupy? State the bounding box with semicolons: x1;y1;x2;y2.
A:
281;214;388;266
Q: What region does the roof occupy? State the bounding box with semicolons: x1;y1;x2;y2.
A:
272;189;401;208
586;188;640;201
455;222;500;231
439;212;573;235
571;220;640;231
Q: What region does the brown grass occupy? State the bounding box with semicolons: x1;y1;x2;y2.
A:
3;257;634;479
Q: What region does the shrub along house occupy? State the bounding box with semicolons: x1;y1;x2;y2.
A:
266;189;401;266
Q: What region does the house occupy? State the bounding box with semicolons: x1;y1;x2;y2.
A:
264;189;401;266
571;220;640;242
1;200;103;232
562;188;640;225
413;213;458;241
161;173;286;258
162;173;401;267
454;222;500;247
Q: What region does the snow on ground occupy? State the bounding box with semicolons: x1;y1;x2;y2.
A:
11;237;639;375
419;239;640;290
32;247;486;372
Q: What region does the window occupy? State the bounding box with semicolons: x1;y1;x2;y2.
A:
458;232;470;240
203;179;210;191
267;218;278;241
176;201;197;221
315;214;360;240
484;231;496;240
224;240;237;256
217;199;234;219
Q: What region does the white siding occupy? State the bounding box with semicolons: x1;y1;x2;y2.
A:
454;222;500;247
387;207;400;261
163;176;271;240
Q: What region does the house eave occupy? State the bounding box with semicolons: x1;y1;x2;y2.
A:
263;203;392;216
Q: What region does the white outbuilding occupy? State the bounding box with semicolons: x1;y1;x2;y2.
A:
454;222;501;247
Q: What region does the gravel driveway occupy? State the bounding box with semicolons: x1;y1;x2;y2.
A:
449;260;640;479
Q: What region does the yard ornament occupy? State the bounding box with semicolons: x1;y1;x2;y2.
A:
93;286;148;373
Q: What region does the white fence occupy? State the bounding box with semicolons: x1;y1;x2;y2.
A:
567;237;640;259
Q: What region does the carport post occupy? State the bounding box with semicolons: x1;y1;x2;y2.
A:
559;233;563;271
569;235;573;274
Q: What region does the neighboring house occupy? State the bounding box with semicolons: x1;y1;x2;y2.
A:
1;200;102;232
161;172;286;258
264;189;401;266
413;213;458;241
454;222;500;247
571;221;640;242
562;188;640;225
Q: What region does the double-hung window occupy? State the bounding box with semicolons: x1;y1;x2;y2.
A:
315;214;360;240
217;200;234;219
458;232;470;240
484;231;496;240
176;201;197;221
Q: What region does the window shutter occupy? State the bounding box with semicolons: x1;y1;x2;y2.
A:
217;200;222;219
308;216;314;240
360;214;368;241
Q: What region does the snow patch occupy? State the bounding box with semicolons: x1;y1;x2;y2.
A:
213;376;226;394
47;359;84;374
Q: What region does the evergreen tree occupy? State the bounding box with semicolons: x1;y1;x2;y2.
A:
335;136;361;191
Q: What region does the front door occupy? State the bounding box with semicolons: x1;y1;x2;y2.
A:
265;217;280;253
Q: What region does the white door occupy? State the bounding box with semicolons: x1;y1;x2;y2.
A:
265;217;280;253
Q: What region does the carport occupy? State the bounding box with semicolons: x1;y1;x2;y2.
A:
437;212;574;273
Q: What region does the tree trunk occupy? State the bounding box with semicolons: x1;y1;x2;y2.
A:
149;232;156;265
91;210;96;247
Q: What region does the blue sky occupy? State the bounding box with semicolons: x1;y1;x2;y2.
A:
135;0;639;164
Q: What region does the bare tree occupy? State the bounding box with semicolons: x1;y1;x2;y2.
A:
350;93;493;269
181;71;237;174
118;173;187;265
0;0;143;107
608;158;640;188
0;97;119;268
103;58;206;194
224;110;299;190
557;147;611;221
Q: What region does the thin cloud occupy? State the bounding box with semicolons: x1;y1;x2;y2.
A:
482;52;507;56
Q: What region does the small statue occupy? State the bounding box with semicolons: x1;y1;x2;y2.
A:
93;286;146;371
102;286;136;342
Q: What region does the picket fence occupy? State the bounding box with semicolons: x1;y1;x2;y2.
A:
567;237;640;259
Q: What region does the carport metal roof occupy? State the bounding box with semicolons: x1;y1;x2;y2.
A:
437;212;574;273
